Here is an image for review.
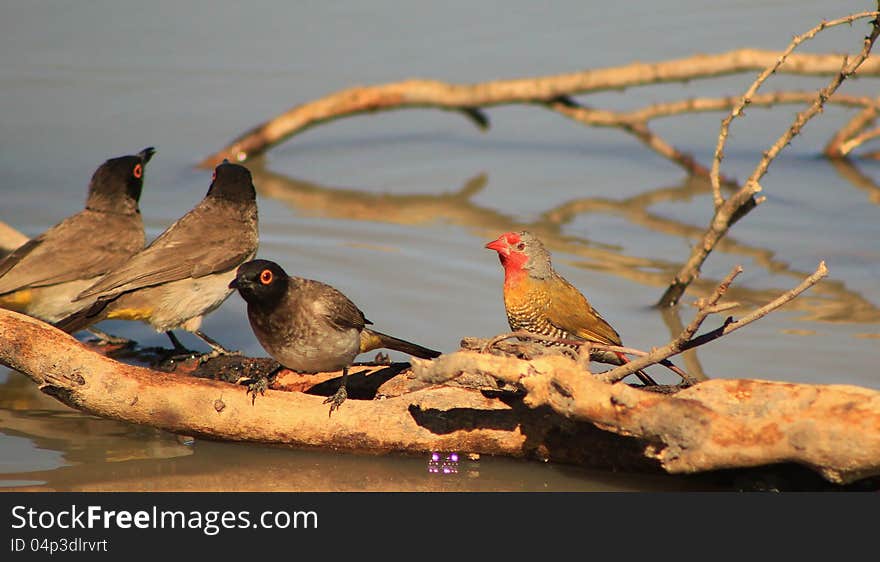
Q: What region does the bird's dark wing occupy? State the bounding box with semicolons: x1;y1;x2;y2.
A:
0;211;143;295
544;275;623;346
76;201;257;301
299;279;368;332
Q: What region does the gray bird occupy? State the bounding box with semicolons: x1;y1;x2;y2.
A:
229;259;441;414
55;161;259;357
0;148;154;326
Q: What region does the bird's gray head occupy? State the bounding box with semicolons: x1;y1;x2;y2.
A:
86;146;156;214
207;161;257;203
485;230;553;279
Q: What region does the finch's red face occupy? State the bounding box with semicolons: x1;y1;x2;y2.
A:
485;232;528;272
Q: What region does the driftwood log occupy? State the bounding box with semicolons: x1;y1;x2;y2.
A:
1;308;878;485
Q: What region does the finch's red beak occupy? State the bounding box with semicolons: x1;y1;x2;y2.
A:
485;237;509;256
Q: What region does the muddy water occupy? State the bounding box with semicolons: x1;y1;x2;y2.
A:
1;1;878;491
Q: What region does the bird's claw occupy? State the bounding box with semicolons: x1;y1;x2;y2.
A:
323;386;348;417
245;375;269;406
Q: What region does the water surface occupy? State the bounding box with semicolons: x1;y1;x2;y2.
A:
1;0;878;491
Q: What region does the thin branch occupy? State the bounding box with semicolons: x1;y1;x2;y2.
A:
481;330;692;384
837;125;880;157
710;10;880;208
600;262;828;383
583;343;695;384
659;12;880;307
678;265;744;342
711;261;829;339
551;92;880;182
548;102;728;182
825;104;879;157
659;306;709;383
199;48;880;168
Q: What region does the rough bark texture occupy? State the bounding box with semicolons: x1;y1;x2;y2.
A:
0;309;658;471
1;308;878;485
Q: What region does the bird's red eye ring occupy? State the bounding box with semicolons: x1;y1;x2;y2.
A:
211;170;217;181
133;164;143;179
260;269;273;285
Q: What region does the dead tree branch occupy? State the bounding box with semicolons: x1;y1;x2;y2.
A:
410;349;880;484
200;48;880;170
709;10;880;207
550;92;880;183
658;10;880;307
0;271;874;485
602;262;827;383
0;309;582;462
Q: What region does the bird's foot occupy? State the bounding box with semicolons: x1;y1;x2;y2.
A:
239;366;281;405
323;386;348;417
245;375;269;406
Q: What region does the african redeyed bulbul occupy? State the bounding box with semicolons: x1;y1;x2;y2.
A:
56;161;259;357
0;147;154;324
229;259;440;414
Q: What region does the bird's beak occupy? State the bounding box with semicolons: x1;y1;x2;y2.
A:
139;147;157;164
485;237;509;256
228;278;241;290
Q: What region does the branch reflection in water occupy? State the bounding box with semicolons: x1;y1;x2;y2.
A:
249;160;880;325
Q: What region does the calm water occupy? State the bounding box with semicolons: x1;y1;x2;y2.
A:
1;1;878;491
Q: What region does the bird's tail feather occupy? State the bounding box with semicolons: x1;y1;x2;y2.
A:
361;329;441;359
54;300;109;333
614;351;657;386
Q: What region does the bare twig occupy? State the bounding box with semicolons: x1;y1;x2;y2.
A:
481;330;692;384
710;10;880;207
837;126;880;157
659;11;880;307
704;261;829;341
600;262;828;383
553;92;880;183
826;104;879;157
